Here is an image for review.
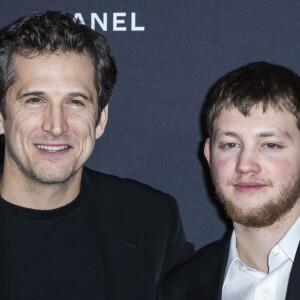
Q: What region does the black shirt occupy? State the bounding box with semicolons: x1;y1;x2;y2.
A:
1;186;106;299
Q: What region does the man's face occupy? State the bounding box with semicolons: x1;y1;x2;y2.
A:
0;53;107;185
204;106;300;227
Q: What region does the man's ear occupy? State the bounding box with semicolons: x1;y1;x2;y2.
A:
204;138;211;166
95;105;109;139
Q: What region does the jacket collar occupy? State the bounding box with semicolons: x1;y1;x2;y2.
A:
285;241;300;300
82;167;144;300
189;234;231;300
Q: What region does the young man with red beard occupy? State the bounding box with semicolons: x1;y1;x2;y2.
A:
161;62;300;300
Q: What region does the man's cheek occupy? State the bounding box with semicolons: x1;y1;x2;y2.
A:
212;158;233;185
213;158;232;174
266;157;293;179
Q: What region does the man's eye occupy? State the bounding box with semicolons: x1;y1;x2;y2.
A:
218;142;240;151
26;98;44;104
264;143;282;149
224;143;238;149
69;100;84;106
266;143;276;148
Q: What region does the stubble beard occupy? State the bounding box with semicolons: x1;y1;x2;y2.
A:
212;171;300;228
5;138;78;186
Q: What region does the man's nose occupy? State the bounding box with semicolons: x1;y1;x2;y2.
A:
41;105;69;137
235;148;261;174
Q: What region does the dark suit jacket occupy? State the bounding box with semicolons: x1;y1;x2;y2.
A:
0;167;194;300
161;234;300;300
81;167;194;300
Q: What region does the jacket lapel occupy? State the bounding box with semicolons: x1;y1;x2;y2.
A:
189;235;230;300
286;241;300;300
83;168;141;300
188;237;300;300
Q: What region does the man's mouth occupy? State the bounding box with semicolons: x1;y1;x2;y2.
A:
233;182;267;192
234;182;266;187
35;145;69;152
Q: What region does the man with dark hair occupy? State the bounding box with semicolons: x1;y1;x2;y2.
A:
161;62;300;300
0;11;193;299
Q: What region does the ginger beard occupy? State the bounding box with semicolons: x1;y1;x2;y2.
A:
211;170;300;228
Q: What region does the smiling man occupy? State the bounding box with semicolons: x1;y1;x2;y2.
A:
161;62;300;300
0;11;193;299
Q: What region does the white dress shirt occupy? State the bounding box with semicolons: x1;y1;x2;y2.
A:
222;217;300;300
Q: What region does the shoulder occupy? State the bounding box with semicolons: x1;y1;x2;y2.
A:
160;235;231;299
82;166;178;215
194;235;231;263
83;166;167;193
169;236;230;277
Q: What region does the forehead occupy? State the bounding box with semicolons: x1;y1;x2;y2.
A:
212;106;299;139
11;52;96;93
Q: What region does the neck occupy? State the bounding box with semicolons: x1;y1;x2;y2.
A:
233;201;300;273
0;161;82;210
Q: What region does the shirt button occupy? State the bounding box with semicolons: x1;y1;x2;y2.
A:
262;286;269;294
239;266;247;271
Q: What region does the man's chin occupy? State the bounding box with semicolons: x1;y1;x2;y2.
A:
222;196;297;228
33;177;71;185
215;172;300;228
225;203;278;228
22;167;79;186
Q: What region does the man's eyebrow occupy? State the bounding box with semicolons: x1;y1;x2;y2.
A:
213;130;293;141
16;91;93;102
256;131;292;140
16;91;45;99
67;92;93;102
213;131;240;141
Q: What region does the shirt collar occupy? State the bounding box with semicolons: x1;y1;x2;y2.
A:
224;216;300;279
226;231;238;268
276;216;300;262
223;231;242;284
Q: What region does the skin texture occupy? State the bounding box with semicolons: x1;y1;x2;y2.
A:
204;106;300;227
204;106;300;271
0;53;108;209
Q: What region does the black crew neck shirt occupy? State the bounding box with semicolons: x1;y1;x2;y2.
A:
1;187;106;299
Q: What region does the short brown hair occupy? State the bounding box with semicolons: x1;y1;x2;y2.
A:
206;62;300;137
